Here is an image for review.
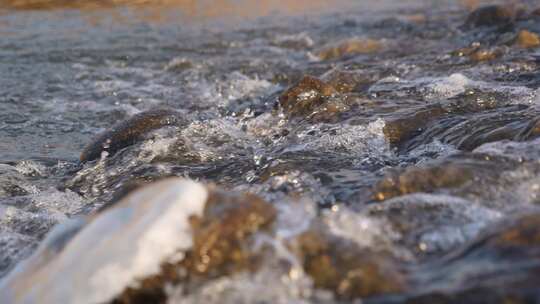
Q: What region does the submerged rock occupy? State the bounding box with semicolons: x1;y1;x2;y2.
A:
372;163;473;202
80;109;184;163
384;100;540;153
372;151;523;203
366;193;501;256
398;213;540;303
293;225;406;300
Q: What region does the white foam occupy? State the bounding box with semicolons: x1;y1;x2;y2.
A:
170;235;316;304
274;198;316;240
273;32;314;48
0;178;208;304
370;73;534;103
184;71;277;107
290;118;391;158
426;73;471;99
324;206;401;250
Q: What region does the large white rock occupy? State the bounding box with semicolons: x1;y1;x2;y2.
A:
0;178;208;304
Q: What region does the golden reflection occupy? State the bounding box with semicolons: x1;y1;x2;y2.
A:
0;0;365;25
0;0;354;18
0;1;523;26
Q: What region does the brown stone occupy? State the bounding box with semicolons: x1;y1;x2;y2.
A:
186;188;276;276
316;38;382;61
278;75;350;121
469;47;504;62
453;44;506;62
373;164;473;201
451;42;480;57
514;30;540;48
114;189;276;303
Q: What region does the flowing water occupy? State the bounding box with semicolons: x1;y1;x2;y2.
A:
2;0;540;303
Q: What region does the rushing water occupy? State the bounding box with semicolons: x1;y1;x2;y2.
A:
2;0;540;303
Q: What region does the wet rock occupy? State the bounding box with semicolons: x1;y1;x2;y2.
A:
463;5;517;29
452;42;505;62
514;30;540;48
316;38;383;61
294;226;406;300
185;188;276;276
445;112;540;151
115;186;276;303
451;42;480;57
387;102;540;153
80;109;184;163
446;89;505;112
321;69;379;93
277;75;350;121
375;155;540;235
382;105;447;147
469;46;504;61
372;151;523;202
